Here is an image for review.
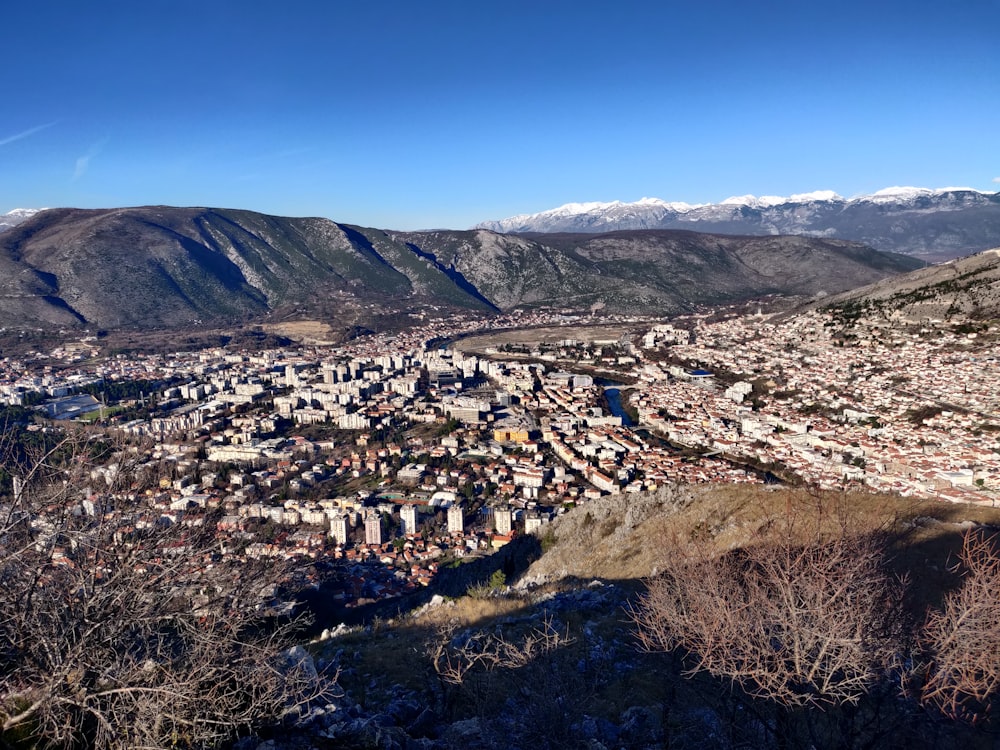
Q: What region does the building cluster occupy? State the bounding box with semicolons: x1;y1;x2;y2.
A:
4;303;998;608
636;310;1000;502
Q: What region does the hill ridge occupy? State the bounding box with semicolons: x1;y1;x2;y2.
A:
0;205;923;330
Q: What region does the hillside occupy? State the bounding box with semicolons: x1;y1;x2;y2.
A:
521;230;923;309
517;485;1000;598
0;206;924;331
288;486;1000;750
820;246;1000;322
0;207;494;330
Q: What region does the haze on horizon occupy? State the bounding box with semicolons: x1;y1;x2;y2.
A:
2;0;998;231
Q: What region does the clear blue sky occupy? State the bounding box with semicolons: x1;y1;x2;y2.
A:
2;0;998;229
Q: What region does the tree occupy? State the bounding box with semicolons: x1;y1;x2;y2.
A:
919;529;1000;723
631;524;908;710
0;430;332;749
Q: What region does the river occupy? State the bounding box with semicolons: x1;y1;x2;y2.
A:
602;386;634;426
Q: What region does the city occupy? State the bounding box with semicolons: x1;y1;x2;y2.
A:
3;301;996;610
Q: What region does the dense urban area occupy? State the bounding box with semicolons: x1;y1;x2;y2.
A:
2;303;998;608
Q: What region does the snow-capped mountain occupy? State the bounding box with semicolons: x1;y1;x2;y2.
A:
475;188;1000;260
0;208;43;233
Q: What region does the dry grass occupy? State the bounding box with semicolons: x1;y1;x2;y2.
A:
323;594;538;701
411;594;528;629
523;485;1000;600
260;319;336;344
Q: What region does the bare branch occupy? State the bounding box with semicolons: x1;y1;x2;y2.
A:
0;429;335;749
919;529;1000;722
631;522;908;708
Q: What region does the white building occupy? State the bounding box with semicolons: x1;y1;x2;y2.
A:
330;513;351;545
364;512;383;546
447;504;464;534
494;506;513;535
401;503;419;535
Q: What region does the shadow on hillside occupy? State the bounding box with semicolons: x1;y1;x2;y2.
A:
292;489;1000;750
310;561;1000;750
889;515;1000;615
299;534;544;631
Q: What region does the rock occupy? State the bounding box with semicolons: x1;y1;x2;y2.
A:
387;698;423;727
283;645;318;681
619;705;664;746
406;706;440;739
403;739;443;750
441;717;484;745
323;717;408;749
296;702;339;729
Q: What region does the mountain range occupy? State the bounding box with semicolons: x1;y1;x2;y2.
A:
0;206;922;331
475;188;1000;260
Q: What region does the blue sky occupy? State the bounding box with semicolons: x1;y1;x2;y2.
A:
2;0;998;229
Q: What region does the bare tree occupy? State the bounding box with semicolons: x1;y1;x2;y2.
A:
919;529;1000;723
428;615;574;718
0;429;333;749
631;525;908;709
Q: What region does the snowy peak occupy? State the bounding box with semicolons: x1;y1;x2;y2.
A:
718;193;847;208
792;190;843;203
481;197;710;234
870;186;936;200
475;188;1000;260
532;197;703;218
856;186;983;205
0;208;43;233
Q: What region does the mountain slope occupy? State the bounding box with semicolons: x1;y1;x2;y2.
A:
0;206;925;330
0;207;492;329
391;230;615;310
820;246;1000;322
477;188;1000;260
518;231;924;308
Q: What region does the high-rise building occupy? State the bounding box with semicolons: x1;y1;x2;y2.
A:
400;504;419;535
494;506;513;536
330;513;350;545
364;512;383;546
447;504;464;534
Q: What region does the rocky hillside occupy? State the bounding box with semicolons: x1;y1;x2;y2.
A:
520;230;923;310
0;206;923;330
249;486;1000;750
0;207;493;330
820;246;1000;323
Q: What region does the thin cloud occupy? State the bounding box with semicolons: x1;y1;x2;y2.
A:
0;121;57;147
73;137;109;181
993;177;1000;184
242;146;312;166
